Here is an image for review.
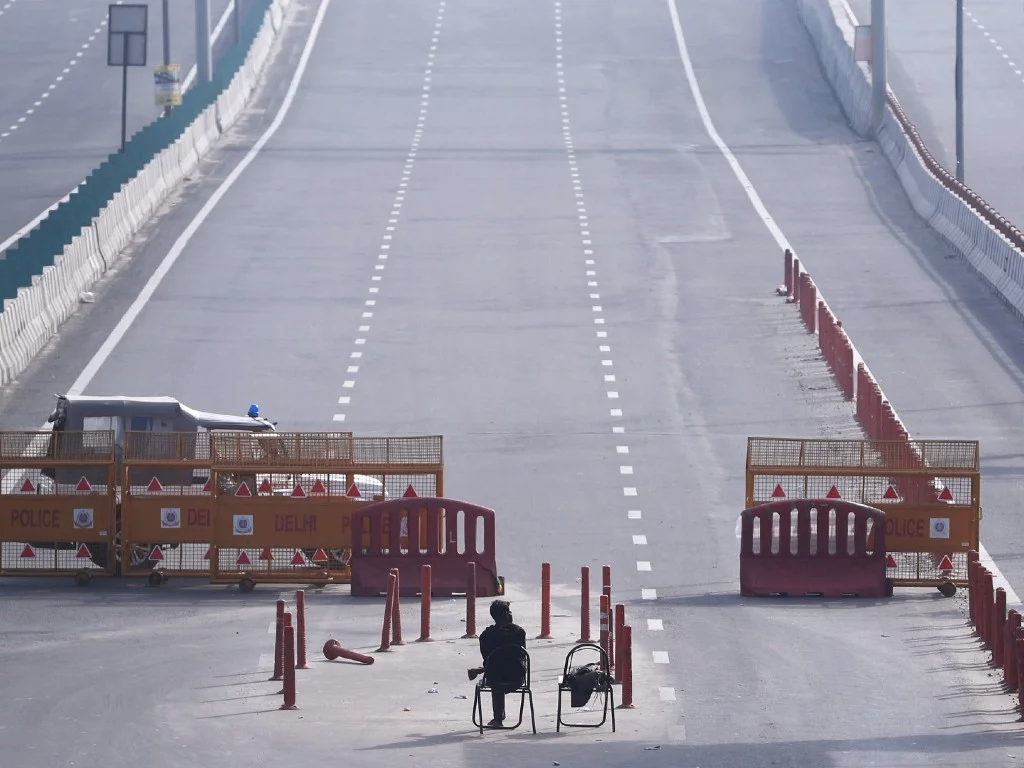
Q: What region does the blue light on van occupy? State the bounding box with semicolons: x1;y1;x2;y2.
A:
248;404;260;418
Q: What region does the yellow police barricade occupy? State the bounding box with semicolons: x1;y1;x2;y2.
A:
120;431;217;586
0;429;117;586
746;436;981;596
207;432;444;591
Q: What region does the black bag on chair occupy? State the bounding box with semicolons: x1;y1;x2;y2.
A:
564;663;610;708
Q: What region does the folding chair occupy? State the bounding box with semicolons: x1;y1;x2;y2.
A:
471;645;537;734
556;642;616;732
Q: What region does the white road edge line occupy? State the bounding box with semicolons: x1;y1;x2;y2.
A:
665;0;1022;610
0;1;236;255
63;0;332;397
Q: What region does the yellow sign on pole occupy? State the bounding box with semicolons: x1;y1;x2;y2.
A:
154;64;181;107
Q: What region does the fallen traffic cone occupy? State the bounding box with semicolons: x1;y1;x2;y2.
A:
323;638;374;665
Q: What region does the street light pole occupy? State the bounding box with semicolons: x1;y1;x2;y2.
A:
870;0;888;137
955;0;965;182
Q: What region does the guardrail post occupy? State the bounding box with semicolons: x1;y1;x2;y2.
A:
271;599;285;681
418;564;432;642
538;562;552;639
580;565;591;642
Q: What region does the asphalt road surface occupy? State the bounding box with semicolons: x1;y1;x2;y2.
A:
0;0;252;253
846;0;1024;225
2;0;1024;764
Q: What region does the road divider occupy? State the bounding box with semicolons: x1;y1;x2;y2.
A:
0;0;295;388
796;0;1024;324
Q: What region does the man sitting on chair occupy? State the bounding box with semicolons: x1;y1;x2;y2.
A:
468;599;527;727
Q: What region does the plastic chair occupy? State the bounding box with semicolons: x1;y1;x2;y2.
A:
556;642;616;732
471;645;537;734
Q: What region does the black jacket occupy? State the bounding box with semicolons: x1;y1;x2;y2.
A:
479;622;527;686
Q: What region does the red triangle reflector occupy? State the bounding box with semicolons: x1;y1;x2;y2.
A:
825;485;841;499
202;477;212;492
76;543;92;559
771;484;786;499
938;555;954;571
404;484;418;498
259;547;273;561
883;485;900;500
20;544;35;558
310;479;327;495
346;483;361;498
235;482;252;497
886;554;897;568
311;548;329;562
203;547;211;560
75;477;92;492
147;477;163;492
291;484;306;498
236;551;252;566
20;478;35;493
258;478;273;494
938;486;954;502
148;545;165;562
291;550;306;566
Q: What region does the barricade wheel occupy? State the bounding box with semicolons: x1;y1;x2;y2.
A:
239;577;255;593
938;581;957;598
148;571;164;588
74;571;91;588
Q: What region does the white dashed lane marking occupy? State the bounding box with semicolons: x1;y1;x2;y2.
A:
331;0;446;423
554;0;672;703
958;4;1024;82
0;1;120;142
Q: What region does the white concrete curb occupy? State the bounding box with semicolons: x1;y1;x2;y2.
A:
0;0;294;387
795;0;1024;323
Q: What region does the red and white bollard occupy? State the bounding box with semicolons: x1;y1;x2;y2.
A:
378;571;398;652
390;568;404;645
538;562;552;639
614;604;625;684
418;564;433;642
324;638;375;665
271;599;285;681
463;561;478;639
295;589;309;670
599;593;610;673
580;565;591;642
281;612;298;710
617;624;635;709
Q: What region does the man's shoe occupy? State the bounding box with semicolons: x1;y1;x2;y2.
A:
486;718;504;728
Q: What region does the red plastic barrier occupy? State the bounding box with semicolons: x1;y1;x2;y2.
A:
740;499;889;598
350;497;500;598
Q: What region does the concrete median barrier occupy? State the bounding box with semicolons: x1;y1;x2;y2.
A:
0;0;294;388
796;0;1024;324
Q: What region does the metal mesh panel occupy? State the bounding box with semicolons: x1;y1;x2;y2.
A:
0;542;109;571
125;543;210;574
887;551;967;583
747;438;979;473
215;547;351;573
0;431;115;463
209;433;442;470
124;431;211;462
752;473;892;506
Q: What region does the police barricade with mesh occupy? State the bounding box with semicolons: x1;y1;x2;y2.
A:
208;432;444;590
745;437;981;595
350;497;500;597
739;499;889;597
0;430;117;585
120;431;216;584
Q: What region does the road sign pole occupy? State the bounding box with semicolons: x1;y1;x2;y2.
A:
120;59;129;152
955;0;965;182
162;0;172;116
195;0;212;85
870;0;887;137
